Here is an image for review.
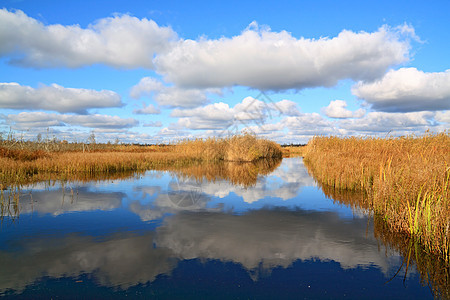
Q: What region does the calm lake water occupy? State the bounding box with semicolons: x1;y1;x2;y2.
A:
0;158;444;299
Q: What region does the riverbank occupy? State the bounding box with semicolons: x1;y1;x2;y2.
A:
302;132;450;263
0;134;282;187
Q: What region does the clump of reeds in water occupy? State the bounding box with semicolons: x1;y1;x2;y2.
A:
302;131;450;263
176;133;283;162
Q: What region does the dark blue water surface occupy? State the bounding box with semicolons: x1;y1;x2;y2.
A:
0;158;438;299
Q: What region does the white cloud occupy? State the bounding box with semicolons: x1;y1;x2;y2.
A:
273;99;302;116
155;24;412;90
130;77;164;98
130;77;220;108
338;111;435;133
5;112;138;130
172;102;234;130
234;96;273;121
0;9;177;68
170;97;299;130
157;127;189;138
322;100;366;118
435;111;450;123
352;68;450;112
282;113;336;135
0;82;122;114
143;121;163;127
133;103;161;115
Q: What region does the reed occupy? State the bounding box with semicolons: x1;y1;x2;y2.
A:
175;133;283;162
281;145;307;157
0;133;282;187
302;132;450;263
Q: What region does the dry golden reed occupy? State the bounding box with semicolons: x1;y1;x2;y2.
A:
175;133;283;162
0;134;282;187
282;145;306;157
302;132;450;262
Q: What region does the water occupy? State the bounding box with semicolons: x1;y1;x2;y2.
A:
0;158;443;299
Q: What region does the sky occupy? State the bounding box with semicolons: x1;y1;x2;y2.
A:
0;0;449;144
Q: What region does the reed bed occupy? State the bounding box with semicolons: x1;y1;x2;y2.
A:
302;132;450;263
176;134;283;162
0;134;282;188
282;145;307;157
0;151;193;188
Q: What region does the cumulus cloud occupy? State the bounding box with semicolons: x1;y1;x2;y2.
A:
133;103;161;115
435;111;450;123
171;96;298;130
155;23;412;90
157;127;189;138
5;112;138;130
282;113;336;135
165;95;446;143
0;9;177;68
273;99;302;116
143;121;163;127
338;111;435;133
130;77;221;108
172;102;234;130
322;100;366;118
352;68;450;112
0;82;122;114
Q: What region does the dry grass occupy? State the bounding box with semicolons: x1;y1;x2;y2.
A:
302;132;450;263
282;145;307;157
176;134;283;162
0;134;282;188
0;151;194;188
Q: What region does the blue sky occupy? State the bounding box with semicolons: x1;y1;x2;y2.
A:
0;0;449;144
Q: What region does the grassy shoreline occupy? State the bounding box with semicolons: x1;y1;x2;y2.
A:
302;132;450;263
0;134;282;188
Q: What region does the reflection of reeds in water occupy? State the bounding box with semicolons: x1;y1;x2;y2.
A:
0;157;281;221
374;218;450;300
314;180;372;212
168;158;282;187
0;171;147;221
303;132;450;264
314;178;450;299
1;186;22;222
